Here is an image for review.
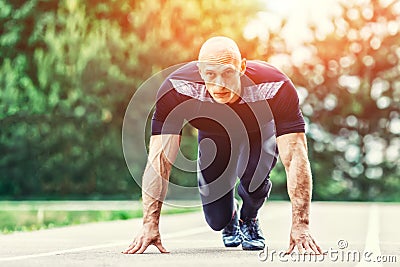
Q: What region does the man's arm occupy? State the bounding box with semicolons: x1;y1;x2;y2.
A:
123;134;181;254
276;132;322;254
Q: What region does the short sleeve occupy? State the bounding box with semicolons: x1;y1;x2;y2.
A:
268;80;305;137
151;80;186;135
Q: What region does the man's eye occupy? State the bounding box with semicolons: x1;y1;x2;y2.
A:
206;72;215;78
223;69;235;77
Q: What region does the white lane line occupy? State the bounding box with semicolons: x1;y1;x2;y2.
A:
0;242;127;262
355;204;382;267
0;226;210;262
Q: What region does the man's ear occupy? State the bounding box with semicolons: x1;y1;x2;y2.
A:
240;58;247;76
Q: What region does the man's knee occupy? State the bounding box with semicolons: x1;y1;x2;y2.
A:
203;203;233;231
238;179;272;200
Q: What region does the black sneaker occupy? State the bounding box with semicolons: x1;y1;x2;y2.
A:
222;202;242;247
240;218;265;250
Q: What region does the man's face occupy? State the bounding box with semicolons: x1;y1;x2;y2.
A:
198;62;242;104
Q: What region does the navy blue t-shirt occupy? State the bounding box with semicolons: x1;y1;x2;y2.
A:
151;60;305;137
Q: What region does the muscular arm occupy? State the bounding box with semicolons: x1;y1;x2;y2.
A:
124;134;181;254
142;134;181;226
277;132;311;225
276;132;322;254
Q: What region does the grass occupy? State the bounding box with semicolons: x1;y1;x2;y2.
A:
0;201;200;234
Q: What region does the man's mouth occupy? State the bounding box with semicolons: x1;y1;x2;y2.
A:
213;92;230;98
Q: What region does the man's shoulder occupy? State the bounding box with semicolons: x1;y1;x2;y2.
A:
245;60;289;84
240;60;290;102
158;61;210;102
165;61;202;83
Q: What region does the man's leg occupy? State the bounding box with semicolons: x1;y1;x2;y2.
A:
237;123;277;219
197;132;241;246
238;179;272;220
236;122;278;250
198;132;237;230
200;190;235;231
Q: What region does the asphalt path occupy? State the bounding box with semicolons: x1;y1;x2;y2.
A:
0;202;399;267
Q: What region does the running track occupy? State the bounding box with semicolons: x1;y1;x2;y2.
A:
0;202;398;267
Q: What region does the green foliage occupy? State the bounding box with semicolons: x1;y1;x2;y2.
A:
280;0;400;200
0;207;200;234
0;210;139;233
1;0;399;201
0;0;262;199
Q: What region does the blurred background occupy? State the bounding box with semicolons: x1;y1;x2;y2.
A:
0;0;399;203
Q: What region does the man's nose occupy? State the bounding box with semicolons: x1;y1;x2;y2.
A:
214;75;226;88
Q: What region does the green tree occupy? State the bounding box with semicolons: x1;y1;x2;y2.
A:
0;0;263;199
1;0;135;198
284;0;400;200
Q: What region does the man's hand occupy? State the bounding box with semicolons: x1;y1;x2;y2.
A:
286;223;322;255
122;223;168;254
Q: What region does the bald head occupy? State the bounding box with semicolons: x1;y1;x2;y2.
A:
197;37;246;104
198;36;242;68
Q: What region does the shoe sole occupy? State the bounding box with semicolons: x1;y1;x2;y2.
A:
224;243;242;248
242;245;265;251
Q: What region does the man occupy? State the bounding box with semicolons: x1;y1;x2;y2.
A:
123;36;322;254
